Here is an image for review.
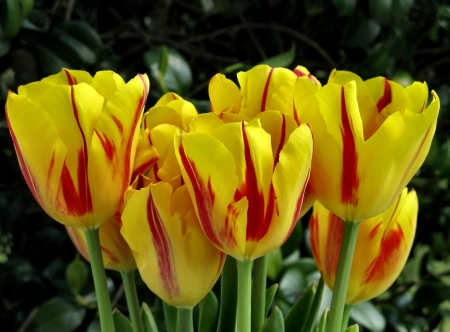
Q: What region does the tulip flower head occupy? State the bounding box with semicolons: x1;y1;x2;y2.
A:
295;70;439;221
175;113;313;260
309;188;418;304
6;69;149;229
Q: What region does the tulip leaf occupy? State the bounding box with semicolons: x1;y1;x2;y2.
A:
350;302;385;332
369;0;392;25
158;45;169;77
259;43;296;68
317;309;329;332
86;318;101;332
267;248;283;280
163;301;178;332
66;254;88;294
344;324;359;332
20;0;34;18
332;0;357;16
344;11;381;48
113;309;134;332
265;284;279;318
144;46;193;96
0;0;23;40
284;282;316;332
258;306;285;332
302;277;324;332
198;291;219;332
31;297;86;332
141;302;159;332
217;256;238;332
279;258;319;302
281;221;303;258
220;62;252;74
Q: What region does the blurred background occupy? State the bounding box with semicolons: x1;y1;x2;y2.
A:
0;0;450;331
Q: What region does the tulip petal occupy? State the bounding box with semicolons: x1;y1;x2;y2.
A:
90;71;125;102
209;73;242;114
42;68;93;85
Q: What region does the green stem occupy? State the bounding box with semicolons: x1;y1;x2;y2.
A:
121;270;145;332
251;255;267;332
84;228;115;332
326;221;361;332
217;256;238;332
176;307;194;332
341;304;353;332
236;259;253;332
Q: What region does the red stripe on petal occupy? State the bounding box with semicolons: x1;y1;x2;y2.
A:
95;129;116;162
121;75;148;196
293;69;317;85
111;115;124;135
147;193;180;298
100;246;120;264
293;102;301;126
363;224;404;285
131;156;158;181
325;213;344;277
340;86;359;206
242;123;269;241
64;69;75;85
178;139;225;249
274;114;286;167
309;213;321;270
376;79;392;113
261;68;274;112
368;222;383;240
6;104;47;211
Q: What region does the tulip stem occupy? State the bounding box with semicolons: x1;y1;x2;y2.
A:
121;270;145;332
236;259;253;332
217;256;238;332
341;304;353;332
326;220;361;332
251;255;267;332
84;228;115;332
176;307;193;332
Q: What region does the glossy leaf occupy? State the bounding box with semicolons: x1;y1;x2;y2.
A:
217;256;238;332
284;282;316;332
265;284;279;318
303;277;324;332
267;248;283;280
317;309;329;332
344;324;359;332
31;297;86;332
66;254;88;294
332;0;357;16
259;306;285;332
350;302;385;332
163;302;178;332
113;309;133;332
260;43;296;68
369;0;392;25
141;302;159;332
198;291;219;332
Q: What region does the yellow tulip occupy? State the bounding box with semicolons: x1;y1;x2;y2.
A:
66;213;136;272
295;69;439;221
121;180;225;308
309;188;418;304
208;64;316;218
6;69;149;229
175;114;313;260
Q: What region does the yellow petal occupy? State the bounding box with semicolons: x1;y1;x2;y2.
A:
209;73;242;114
42;68;93;85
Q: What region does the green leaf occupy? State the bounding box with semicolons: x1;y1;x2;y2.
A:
260;43;296;68
158;45;169;77
284;282;316;332
66;254;88;294
19;0;34;18
390;0;415;26
303;277;324;332
259;306;285;332
1;0;23;39
86;318;101;332
217;256;238;332
344;12;381;47
344;324;359;332
31;297;86;332
141;302;159;332
220;62;252;74
198;291;219;332
369;0;392;25
267;248;283;280
279;258;319;301
163;301;178;332
113;309;133;332
265;284;279;318
332;0;358;16
144;46;193;96
350;302;385;332
317;309;329;332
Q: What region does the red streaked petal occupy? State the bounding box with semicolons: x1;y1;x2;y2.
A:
340;86;360;206
376;78;392;113
261;68;274;112
147;193;181;298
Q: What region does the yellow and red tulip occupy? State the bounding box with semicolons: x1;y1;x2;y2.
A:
309;188;418;304
6;69;149;229
121;182;225;308
208;64;316;218
175;113;313;260
295;69;439;221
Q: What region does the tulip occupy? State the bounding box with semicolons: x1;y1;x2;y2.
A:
175;114;312;260
209;64;315;218
294;69;440;222
6;69;149;229
121;182;225;308
309;188;418;304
